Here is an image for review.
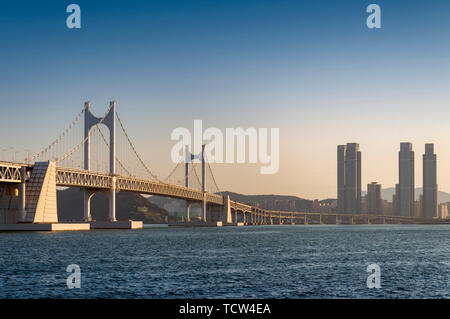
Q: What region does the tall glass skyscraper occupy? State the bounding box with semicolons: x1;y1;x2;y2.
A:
423;143;437;218
398;142;415;217
337;143;361;214
337;145;346;213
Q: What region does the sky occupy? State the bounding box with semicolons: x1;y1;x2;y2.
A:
1;0;450;199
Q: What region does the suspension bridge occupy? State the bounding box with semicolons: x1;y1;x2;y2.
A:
0;102;443;230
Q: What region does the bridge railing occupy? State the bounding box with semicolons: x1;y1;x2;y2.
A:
0;162;29;183
53;165;223;204
55;167;111;189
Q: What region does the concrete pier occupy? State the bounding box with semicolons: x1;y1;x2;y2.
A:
168;221;245;227
90;220;143;229
169;221;223;227
0;223;90;231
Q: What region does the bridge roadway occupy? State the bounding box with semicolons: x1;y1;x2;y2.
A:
0;161;443;225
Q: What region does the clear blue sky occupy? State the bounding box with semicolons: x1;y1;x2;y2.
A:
2;0;450;198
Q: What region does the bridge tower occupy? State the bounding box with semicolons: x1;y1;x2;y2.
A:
83;101;117;222
184;144;206;222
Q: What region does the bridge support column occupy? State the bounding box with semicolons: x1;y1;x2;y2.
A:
18;166;27;222
83;101;117;222
108;176;117;222
222;195;232;224
202;193;207;222
185;201;192;222
83;190;95;221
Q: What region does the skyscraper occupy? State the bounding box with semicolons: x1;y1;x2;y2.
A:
337;143;361;214
398;142;414;217
393;184;400;216
423;143;437;218
337;145;346;213
367;182;382;215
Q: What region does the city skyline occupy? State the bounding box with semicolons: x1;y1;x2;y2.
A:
336;141;443;218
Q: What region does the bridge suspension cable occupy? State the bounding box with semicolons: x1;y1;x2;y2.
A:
27;109;84;163
23;102;223;195
163;161;181;184
115;111;159;180
91;120;133;176
206;161;222;195
54;105;111;165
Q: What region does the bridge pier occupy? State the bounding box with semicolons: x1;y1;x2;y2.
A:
202;194;207;222
185;201;192;222
18;166;27;222
220;195;232;224
84;101;117;223
108;177;117;222
83;190;95;221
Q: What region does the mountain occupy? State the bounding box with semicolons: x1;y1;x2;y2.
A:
148;192;314;213
222;191;313;211
148;195;204;218
57;188;171;223
362;187;450;204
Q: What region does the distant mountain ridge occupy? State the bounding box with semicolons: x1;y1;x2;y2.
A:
148;192;315;213
221;191;313;212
